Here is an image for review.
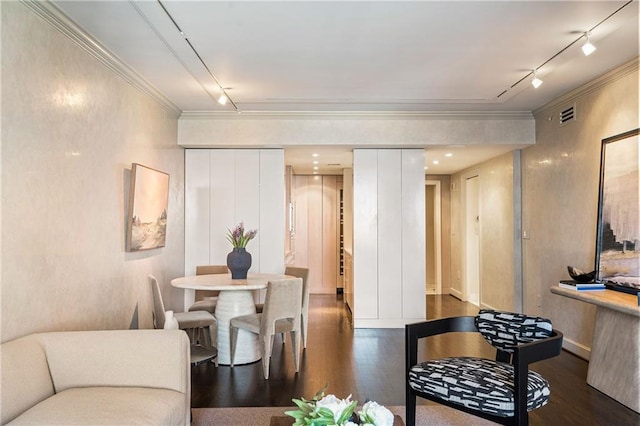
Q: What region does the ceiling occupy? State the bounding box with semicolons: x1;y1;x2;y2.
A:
51;1;639;174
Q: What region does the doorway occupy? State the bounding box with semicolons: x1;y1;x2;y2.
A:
463;173;480;306
425;180;442;295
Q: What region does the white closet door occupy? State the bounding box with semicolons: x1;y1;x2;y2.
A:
233;150;261;274
210;150;235;265
353;150;378;319
378;150;403;319
402;150;426;319
259;149;285;274
185;150;211;276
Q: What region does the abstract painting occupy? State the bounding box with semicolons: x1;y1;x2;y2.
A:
595;128;639;292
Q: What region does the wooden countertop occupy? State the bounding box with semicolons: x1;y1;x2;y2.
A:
551;286;640;317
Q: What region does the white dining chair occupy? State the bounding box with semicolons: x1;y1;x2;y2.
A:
256;266;310;348
188;265;228;314
150;275;218;366
229;278;303;379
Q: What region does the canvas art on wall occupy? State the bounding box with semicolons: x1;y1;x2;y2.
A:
127;163;170;251
595;128;639;292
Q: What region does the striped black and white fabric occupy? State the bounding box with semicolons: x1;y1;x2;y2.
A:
475;309;553;353
408;310;553;418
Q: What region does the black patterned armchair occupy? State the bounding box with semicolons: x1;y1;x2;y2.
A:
405;310;563;426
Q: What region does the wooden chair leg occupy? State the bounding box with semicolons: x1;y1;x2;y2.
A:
301;313;308;349
291;330;301;372
262;335;273;379
229;326;238;368
406;388;416;426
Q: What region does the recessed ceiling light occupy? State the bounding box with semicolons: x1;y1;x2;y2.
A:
445;153;453;157
432;160;439;165
312;153;319;157
313;161;319;164
424;166;428;170
313;166;319;170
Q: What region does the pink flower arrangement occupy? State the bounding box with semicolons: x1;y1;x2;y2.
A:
227;222;257;248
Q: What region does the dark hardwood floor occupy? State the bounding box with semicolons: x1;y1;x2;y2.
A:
191;294;639;425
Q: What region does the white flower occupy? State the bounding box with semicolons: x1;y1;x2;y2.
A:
344;423;359;426
359;401;394;426
316;394;353;423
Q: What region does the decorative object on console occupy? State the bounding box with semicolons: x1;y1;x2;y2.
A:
226;222;257;279
558;280;606;291
126;163;169;251
163;310;179;329
285;387;394;426
567;266;596;283
595;128;640;295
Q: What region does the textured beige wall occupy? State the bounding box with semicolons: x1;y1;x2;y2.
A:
450;152;517;311
1;2;184;342
524;60;639;358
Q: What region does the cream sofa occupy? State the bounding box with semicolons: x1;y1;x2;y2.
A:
1;329;190;425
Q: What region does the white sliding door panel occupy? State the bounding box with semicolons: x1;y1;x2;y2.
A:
185;149;286;304
377;150;403;319
402;150;426;319
353;150;378;319
259;150;285;274
352;148;426;328
210;150;235;264
185;150;210;276
234;151;261;274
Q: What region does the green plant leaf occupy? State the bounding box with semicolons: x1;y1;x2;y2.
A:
336;400;358;424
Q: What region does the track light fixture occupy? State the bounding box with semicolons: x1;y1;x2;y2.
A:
217;91;228;105
496;0;633;99
582;32;596;56
531;70;543;89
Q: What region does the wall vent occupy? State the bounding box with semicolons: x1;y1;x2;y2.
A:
559;104;576;126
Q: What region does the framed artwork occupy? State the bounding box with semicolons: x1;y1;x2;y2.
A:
127;163;170;251
595;128;639;293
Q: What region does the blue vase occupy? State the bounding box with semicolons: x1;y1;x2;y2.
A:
227;247;252;279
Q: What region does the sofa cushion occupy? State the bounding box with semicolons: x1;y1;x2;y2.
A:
1;336;55;424
6;387;186;426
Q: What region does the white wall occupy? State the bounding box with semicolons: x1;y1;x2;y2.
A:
353;149;426;328
184;149;285;302
1;2;184;342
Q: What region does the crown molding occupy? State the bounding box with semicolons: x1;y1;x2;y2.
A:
534;57;639;116
21;0;182;118
179;110;534;121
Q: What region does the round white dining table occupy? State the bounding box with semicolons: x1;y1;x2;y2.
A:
170;273;291;365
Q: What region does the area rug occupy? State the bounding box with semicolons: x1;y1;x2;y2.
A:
192;405;497;425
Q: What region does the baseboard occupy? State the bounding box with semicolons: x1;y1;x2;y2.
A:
480;302;498;311
449;288;463;300
353;318;425;328
561;337;591;361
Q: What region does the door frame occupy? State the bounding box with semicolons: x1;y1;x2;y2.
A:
425;179;442;295
461;170;481;305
